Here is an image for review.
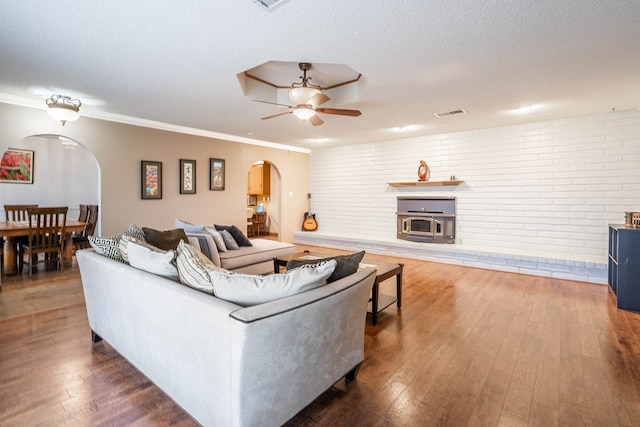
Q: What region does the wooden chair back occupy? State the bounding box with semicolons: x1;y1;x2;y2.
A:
22;207;68;277
4;204;38;222
85;205;98;237
253;211;267;236
78;204;89;222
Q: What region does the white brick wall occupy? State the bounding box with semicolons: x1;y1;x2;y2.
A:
301;110;640;283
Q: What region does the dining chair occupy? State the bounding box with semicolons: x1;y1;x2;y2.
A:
0;245;3;292
4;204;38;222
4;204;38;268
73;204;98;251
246;207;255;237
254;211;267;236
19;207;68;278
78;204;89;223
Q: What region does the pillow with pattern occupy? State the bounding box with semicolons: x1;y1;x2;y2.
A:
175;240;227;294
88;224;147;263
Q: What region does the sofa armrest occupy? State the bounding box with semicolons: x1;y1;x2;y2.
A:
186;232;221;266
230;267;376;323
226;267;376;426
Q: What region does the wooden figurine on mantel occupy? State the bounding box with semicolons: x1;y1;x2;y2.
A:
417;160;429;181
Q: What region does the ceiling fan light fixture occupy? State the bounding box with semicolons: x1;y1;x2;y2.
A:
46;94;81;125
288;62;322;105
288;86;321;106
293;106;316;121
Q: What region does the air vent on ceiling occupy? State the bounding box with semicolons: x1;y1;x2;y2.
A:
434;109;467;117
252;0;291;10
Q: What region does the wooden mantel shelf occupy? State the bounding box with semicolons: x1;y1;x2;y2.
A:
388;180;464;187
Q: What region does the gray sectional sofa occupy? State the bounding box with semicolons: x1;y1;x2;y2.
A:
77;249;376;427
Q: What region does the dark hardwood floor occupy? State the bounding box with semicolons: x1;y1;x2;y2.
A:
1;245;639;426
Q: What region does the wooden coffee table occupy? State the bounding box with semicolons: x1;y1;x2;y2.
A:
274;251;403;325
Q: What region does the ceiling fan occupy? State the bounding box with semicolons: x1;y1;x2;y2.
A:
252;63;361;126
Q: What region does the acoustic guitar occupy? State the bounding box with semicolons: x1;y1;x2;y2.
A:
302;193;318;231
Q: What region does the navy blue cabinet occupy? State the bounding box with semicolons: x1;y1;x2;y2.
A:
608;224;640;312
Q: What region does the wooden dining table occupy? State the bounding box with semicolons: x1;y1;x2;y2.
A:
0;220;87;275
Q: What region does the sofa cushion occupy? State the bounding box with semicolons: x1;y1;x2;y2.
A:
218;239;295;271
143;227;189;251
215;224;253;247
175;240;226;294
211;259;336;306
286;250;365;283
127;241;179;281
88;224;146;263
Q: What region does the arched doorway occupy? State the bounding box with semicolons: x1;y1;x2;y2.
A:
246;160;281;239
1;134;101;233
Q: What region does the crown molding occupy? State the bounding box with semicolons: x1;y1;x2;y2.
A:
0;93;310;154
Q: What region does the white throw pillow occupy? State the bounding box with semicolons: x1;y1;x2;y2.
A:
127;241;179;281
211;259;337;306
175;218;206;234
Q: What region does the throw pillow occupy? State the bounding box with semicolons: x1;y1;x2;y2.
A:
142;227;188;251
119;235;165;263
88;224;147;263
286;250;365;283
219;229;239;250
204;226;228;252
214;224;253;247
127;241;179;281
175;240;227;294
211;259;337;306
175;218;206;234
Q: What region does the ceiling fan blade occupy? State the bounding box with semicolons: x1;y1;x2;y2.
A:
316;108;362;117
252;99;294;108
261;111;292;120
308;115;324;126
307;93;330;108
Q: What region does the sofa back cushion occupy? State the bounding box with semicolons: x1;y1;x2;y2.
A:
211;260;336;306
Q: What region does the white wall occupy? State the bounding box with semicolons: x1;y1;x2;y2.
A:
0;135;99;223
302;110;640;282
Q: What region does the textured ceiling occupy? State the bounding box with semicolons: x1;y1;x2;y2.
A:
1;0;639;151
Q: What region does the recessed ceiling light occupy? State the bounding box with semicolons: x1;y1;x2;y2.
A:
510;104;545;114
252;0;291;11
434;109;466;117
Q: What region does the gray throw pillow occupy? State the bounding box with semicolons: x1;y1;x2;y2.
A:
142;227;189;251
286;250;365;283
219;229;239;250
214;224;253;247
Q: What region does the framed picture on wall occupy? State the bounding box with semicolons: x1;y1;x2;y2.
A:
0;148;34;184
210;158;225;191
180;159;196;194
141;160;162;199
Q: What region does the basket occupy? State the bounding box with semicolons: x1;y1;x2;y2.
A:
624;212;640;228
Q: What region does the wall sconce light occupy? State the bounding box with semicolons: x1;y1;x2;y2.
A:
46;94;81;125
